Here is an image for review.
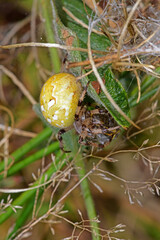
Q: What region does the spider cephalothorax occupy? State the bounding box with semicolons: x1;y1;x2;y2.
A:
74;105;120;148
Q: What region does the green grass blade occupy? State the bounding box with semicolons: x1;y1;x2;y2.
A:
129;67;160;104
129;85;159;108
0;142;59;180
0;127;53;174
40;0;61;73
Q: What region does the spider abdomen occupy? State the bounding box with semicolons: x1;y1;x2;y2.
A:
40;73;81;128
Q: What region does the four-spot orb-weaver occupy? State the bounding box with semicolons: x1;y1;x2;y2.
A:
40;73;120;151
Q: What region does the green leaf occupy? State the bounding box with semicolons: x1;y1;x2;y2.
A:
93;67;130;127
50;0;82;77
62;129;79;152
61;0;91;25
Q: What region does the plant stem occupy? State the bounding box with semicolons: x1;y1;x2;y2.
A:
75;153;100;240
40;0;61;73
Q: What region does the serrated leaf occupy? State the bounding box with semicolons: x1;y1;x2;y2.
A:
88;67;130;127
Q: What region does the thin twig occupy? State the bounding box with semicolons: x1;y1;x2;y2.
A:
63;7;104;36
1;16;31;45
3;115;9;178
134;70;141;103
0;65;37;105
0;124;37;138
0;42;106;54
117;0;142;58
0;105;14;148
68;47;160;70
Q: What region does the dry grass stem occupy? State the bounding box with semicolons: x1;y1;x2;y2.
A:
3;116;9;178
63;6;104;36
1;16;31;45
117;0;142;58
133;70;141;103
0;42;105;54
0;65;37;105
0;124;37;138
68;48;159;74
76;69;94;80
0;105;14;148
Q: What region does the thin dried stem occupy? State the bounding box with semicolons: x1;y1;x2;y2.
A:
0;124;37;138
68;47;160;71
0;42;105;54
0;105;14;148
63;7;104;36
3;116;9;178
134;70;141;103
0;65;37;105
76;69;93;80
117;0;142;58
1;16;31;45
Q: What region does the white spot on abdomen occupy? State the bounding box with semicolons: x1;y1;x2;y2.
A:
48;99;55;109
47;118;51;123
41;105;45;112
53;115;58;120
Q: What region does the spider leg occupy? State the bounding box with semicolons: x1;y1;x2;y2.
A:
78;136;91;146
79;136;104;148
57;129;71;153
